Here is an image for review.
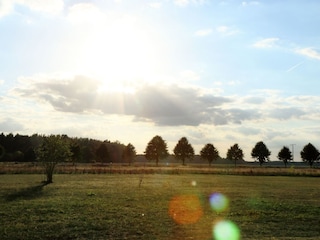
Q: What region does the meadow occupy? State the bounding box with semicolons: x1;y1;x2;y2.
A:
0;173;319;240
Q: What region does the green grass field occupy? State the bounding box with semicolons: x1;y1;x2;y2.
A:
0;174;319;239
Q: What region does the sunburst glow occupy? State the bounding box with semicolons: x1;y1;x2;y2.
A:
71;11;164;91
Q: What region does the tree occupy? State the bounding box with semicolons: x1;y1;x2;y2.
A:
277;146;293;168
36;135;71;183
226;143;244;167
200;143;219;166
145;135;169;166
96;143;109;164
24;148;36;162
300;143;320;167
70;142;81;165
251;141;271;166
0;144;5;160
122;143;136;165
173;137;194;165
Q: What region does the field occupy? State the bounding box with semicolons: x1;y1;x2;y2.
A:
0;174;319;240
1;162;320;176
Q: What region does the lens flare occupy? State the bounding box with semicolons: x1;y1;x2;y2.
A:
209;193;229;213
168;195;203;224
213;220;240;240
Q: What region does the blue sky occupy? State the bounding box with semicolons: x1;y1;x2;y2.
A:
1;0;320;161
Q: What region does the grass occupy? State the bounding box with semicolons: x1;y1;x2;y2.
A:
0;174;319;239
1;162;320;176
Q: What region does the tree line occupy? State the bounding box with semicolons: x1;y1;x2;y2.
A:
0;133;319;168
146;136;319;168
0;133;130;164
1;133;319;184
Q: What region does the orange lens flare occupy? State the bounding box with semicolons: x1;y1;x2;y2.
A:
168;195;203;224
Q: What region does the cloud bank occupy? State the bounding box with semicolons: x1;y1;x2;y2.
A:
10;74;316;128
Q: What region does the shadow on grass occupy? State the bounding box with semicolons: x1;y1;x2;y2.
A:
5;182;48;201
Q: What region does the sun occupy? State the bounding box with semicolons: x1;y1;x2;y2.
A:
73;14;164;90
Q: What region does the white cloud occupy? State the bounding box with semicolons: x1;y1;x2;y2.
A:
67;3;104;25
0;118;24;132
173;0;206;7
179;70;200;81
0;0;13;18
11;74;250;126
0;79;4;85
193;0;207;4
268;107;305;120
296;48;320;60
216;25;239;36
242;1;260;6
216;25;228;33
253;38;279;48
17;0;64;15
12;73;320;129
195;28;212;37
149;2;162;8
227;80;241;86
0;0;64;18
174;0;189;7
242;96;265;105
196;25;240;37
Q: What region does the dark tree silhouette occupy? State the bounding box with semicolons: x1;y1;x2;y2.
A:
226;143;244;167
0;133;129;164
200;143;219;166
70;142;81;165
2;133;14;153
251;141;271;166
173;137;194;165
24;148;36;162
145;135;169;166
122;143;136;165
277;146;293;168
36;135;71;183
0;144;5;160
96;143;109;164
300;143;320;167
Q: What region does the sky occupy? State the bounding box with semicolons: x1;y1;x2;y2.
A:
1;0;320;161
